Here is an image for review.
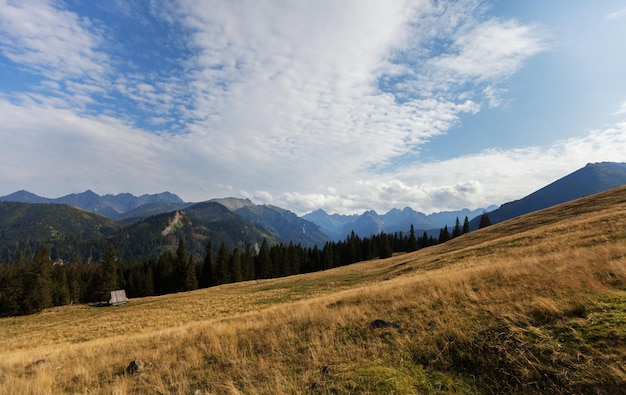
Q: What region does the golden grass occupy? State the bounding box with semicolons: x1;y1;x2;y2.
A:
1;186;626;394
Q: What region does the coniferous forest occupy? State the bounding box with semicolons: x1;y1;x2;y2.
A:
0;217;483;317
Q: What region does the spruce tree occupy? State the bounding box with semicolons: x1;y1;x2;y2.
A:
407;224;418;252
215;242;231;284
51;265;70;306
256;239;271;279
24;247;53;313
379;232;393;259
174;239;187;292
479;212;492;229
184;255;198;291
439;226;451;243
287;242;301;274
200;241;215;287
1;262;24;316
98;242;118;301
230;248;243;283
242;244;255;280
462;216;470;234
143;261;155;296
452;217;462;238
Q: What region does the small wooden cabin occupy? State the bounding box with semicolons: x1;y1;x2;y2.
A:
109;289;129;306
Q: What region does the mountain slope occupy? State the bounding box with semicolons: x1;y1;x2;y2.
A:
84;201;279;261
114;202;194;223
234;204;329;248
471;162;626;228
0;202;119;262
0;190;51;204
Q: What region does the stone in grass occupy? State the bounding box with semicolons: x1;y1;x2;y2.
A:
369;319;401;329
25;359;49;370
125;360;145;375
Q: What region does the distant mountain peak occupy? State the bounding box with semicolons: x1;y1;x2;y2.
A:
0;190;186;219
210;197;256;211
0;190;49;204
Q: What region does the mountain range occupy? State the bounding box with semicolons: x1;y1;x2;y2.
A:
0;190;185;219
303;206;494;240
0;162;624;263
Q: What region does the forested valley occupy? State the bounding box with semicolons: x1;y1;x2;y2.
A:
0;215;486;317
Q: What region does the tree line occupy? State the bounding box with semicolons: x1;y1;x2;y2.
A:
0;214;491;317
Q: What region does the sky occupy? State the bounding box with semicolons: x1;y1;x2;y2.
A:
1;0;625;215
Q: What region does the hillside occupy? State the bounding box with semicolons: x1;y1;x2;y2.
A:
1;185;625;393
0;202;119;262
103;202;279;261
234;204;329;247
470;161;626;228
0;199;320;264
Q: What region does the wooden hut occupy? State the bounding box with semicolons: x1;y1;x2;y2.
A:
109;289;128;305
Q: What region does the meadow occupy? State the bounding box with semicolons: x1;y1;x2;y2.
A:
1;186;625;394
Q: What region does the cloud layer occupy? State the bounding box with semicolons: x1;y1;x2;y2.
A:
0;0;624;215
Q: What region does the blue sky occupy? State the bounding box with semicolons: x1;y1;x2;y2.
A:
1;0;625;215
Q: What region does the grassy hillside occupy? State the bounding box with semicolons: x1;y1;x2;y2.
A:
1;186;625;394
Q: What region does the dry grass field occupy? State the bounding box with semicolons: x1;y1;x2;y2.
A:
1;186;625;394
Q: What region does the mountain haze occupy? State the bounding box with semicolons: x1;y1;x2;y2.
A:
305;206;491;240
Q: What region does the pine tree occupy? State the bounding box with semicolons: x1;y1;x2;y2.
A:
215;242;231;284
287;242;301;274
184;255;198;291
421;231;429;248
68;264;81;304
479;212;492;229
379;232;393;259
462;216;470;234
230;248;243;283
200;241;215;288
0;262;24;316
51;265;70;306
154;251;174;295
256;239;271;279
143;261;155;296
24;247;53;313
452;217;462;238
439;226;451;243
242;244;255;280
97;242;118;301
174;239;187;292
321;242;335;270
407;224;418;252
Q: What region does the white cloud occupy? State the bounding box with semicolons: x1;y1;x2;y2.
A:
606;7;626;20
429;19;546;82
8;0;615;219
0;0;108;82
613;101;626;116
0;98;172;196
159;0;543;196
266;122;626;215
